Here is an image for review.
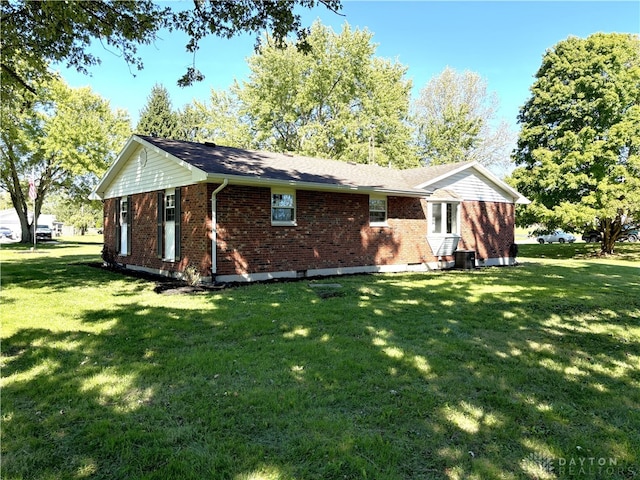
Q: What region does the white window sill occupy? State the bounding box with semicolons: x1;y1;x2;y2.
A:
271;221;297;227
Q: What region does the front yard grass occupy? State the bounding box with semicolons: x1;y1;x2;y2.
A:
1;240;639;479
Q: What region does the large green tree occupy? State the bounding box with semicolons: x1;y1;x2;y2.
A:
0;0;342;96
0;76;130;242
509;33;640;254
49;187;103;235
136;84;179;139
0;1;167;96
412;67;513;171
176;89;253;146
235;22;418;168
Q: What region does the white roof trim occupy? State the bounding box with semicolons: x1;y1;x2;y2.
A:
205;173;431;198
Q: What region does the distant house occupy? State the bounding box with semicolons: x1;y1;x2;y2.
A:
91;135;528;283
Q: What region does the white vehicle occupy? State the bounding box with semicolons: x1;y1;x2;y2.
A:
0;226;14;239
537;230;576;244
36;224;52;240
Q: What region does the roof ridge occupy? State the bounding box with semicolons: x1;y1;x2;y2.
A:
134;136;495;197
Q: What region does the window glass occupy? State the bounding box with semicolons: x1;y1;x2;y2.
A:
431;202;459;234
120;199;128;224
272;194;294;208
369;197;387;224
271;193;295;223
432;203;442;233
446;203;454;233
165;193;176;222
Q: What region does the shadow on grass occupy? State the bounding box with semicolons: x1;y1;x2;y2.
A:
2;251;639;479
0;244;152;298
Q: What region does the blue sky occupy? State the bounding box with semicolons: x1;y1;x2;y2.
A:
58;1;639;132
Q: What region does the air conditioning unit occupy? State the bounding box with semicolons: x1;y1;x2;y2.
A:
454;250;476;270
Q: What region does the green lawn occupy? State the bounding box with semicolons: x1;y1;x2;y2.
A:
1;239;639;480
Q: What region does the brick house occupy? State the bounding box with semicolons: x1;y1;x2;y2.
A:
91;135;528;283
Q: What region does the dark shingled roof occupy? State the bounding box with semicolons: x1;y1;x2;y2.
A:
139;135;471;195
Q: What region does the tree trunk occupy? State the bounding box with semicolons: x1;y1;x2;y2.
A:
601;233;616;255
600;217;623;255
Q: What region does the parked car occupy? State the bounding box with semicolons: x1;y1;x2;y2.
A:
0;226;14;239
582;225;638;243
582;230;602;243
36;224;52;241
537;230;576;244
619;224;639;242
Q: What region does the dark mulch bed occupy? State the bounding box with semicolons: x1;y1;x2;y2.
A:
83;262;227;294
83;262;377;295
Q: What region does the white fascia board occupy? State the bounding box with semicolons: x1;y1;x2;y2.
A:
427;196;462;203
205;173;431;198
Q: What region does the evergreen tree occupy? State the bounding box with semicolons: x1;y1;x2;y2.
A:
136;84;179;139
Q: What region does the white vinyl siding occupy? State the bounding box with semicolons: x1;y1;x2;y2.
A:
104;145;199;198
428;170;513;203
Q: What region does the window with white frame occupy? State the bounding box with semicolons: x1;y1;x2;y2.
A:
429;201;459;234
120;197;128;225
118;196;130;256
165;192;176;222
369;196;387;225
271;190;296;225
446;203;456;234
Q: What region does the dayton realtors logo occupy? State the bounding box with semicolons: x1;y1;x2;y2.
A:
522;452;555;476
522;452;638;478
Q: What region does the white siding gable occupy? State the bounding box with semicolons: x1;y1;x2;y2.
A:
427;169;514;203
104;144;204;199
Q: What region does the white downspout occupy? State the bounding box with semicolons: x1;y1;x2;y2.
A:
211;179;229;278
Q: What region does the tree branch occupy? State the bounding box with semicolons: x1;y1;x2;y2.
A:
0;63;37;95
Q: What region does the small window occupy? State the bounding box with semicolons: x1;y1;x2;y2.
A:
431;203;442;233
165;193;176;222
120;198;128;225
430;202;459;235
446;203;456;234
271;190;295;225
369;196;387;225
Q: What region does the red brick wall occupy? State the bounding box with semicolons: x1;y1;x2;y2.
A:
102;197;117;262
103;184;516;278
214;186;431;275
103;184;212;276
180;184;212;275
458;201;515;261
